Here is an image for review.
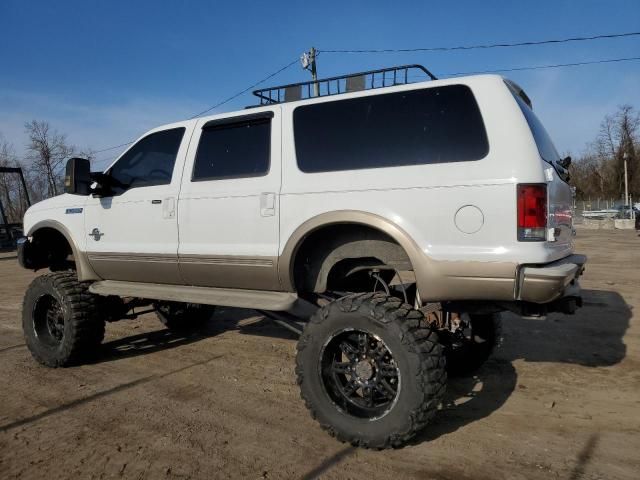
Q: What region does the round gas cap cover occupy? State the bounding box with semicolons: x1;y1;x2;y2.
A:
454;205;484;234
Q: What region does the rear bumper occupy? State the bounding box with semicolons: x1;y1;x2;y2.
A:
517;254;587;304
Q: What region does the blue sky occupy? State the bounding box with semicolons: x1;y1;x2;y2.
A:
1;0;639;170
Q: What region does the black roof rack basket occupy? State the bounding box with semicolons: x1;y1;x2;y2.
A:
252;64;437;106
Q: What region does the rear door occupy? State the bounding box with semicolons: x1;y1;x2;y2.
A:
177;108;281;290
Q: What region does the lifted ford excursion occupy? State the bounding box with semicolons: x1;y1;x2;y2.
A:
18;65;585;448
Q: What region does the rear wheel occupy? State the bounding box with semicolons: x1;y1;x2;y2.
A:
437;313;502;376
296;292;446;449
22;272;105;367
155;302;215;331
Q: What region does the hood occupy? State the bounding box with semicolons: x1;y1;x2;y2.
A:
25;194;86;214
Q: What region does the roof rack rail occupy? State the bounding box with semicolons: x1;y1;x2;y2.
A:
252;64;437;106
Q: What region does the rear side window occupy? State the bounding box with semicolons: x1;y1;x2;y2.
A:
109;127;185;193
294;85;489;173
192;118;271;181
512;93;560;163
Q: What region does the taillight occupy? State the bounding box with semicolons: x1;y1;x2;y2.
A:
517;184;547;241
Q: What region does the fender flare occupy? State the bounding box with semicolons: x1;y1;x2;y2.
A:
278;210;430;294
27;220;101;281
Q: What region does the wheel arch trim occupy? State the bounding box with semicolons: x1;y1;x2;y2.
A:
27;220;101;281
278;210;428;293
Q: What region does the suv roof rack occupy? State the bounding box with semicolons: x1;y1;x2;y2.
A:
252;64;437;106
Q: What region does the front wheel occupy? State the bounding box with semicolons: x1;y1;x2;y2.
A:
296;292;446;449
22;272;105;367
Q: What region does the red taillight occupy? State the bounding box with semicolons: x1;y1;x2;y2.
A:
517;184;547;241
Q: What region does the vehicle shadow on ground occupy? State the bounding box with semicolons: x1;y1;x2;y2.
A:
414;288;630;443
505;288;630;367
95;307;295;363
91;289;630;446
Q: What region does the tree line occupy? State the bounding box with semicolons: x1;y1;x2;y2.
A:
0;121;94;223
1;104;639;224
569;104;639;204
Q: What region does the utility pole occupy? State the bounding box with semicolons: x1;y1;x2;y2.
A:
301;47;319;97
623;152;629;207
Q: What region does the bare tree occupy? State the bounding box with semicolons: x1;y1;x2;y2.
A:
571;105;639;202
0;135;30;222
594;105;639;198
24;120;75;198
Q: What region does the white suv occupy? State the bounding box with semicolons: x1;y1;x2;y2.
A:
18;65;585;448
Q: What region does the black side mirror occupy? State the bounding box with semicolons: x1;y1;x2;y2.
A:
558;156;572;169
64;158;91;195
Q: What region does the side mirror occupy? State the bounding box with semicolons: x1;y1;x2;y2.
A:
558;156;572;169
64;158;91;195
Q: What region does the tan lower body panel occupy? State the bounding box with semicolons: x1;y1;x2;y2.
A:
179;255;281;291
418;260;519;302
87;253;183;285
87;252;281;290
89;280;301;312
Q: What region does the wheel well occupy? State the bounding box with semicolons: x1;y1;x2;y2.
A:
29;227;74;270
292;223;413;293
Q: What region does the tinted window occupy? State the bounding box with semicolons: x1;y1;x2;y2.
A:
192;118;271;181
294;85;488;173
108;127;185;193
512;93;560;163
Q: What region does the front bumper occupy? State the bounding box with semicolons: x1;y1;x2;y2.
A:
16;236;36;269
517;254;587;304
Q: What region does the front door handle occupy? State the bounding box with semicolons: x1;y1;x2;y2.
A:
260;192;275;217
163;197;176;219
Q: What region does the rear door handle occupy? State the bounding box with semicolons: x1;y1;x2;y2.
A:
151;199;162;204
260;192;275;217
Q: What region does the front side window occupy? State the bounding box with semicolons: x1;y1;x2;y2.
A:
294;85;489;173
192;118;271;181
108;127;185;194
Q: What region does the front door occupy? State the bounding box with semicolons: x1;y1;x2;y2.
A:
177;109;281;290
84;124;191;284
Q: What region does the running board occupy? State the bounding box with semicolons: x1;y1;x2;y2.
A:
89;280;303;312
257;310;308;336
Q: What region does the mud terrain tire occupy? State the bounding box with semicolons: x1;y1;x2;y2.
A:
22;272;105;367
296;292;446;449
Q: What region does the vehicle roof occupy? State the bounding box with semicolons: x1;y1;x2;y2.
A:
153;73;508;131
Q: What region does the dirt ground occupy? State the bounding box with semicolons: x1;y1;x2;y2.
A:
1;228;639;480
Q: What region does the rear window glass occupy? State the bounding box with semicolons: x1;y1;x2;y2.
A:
192;118;271;181
293;84;489;173
512;93;560;163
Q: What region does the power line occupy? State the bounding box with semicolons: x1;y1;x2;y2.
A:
93;58;299;157
91;48;640;160
440;56;640;77
321;31;640;54
370;56;640;80
189;58;298;118
93;141;134;154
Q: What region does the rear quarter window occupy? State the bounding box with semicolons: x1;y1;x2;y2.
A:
293;84;489;173
511;92;560;164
